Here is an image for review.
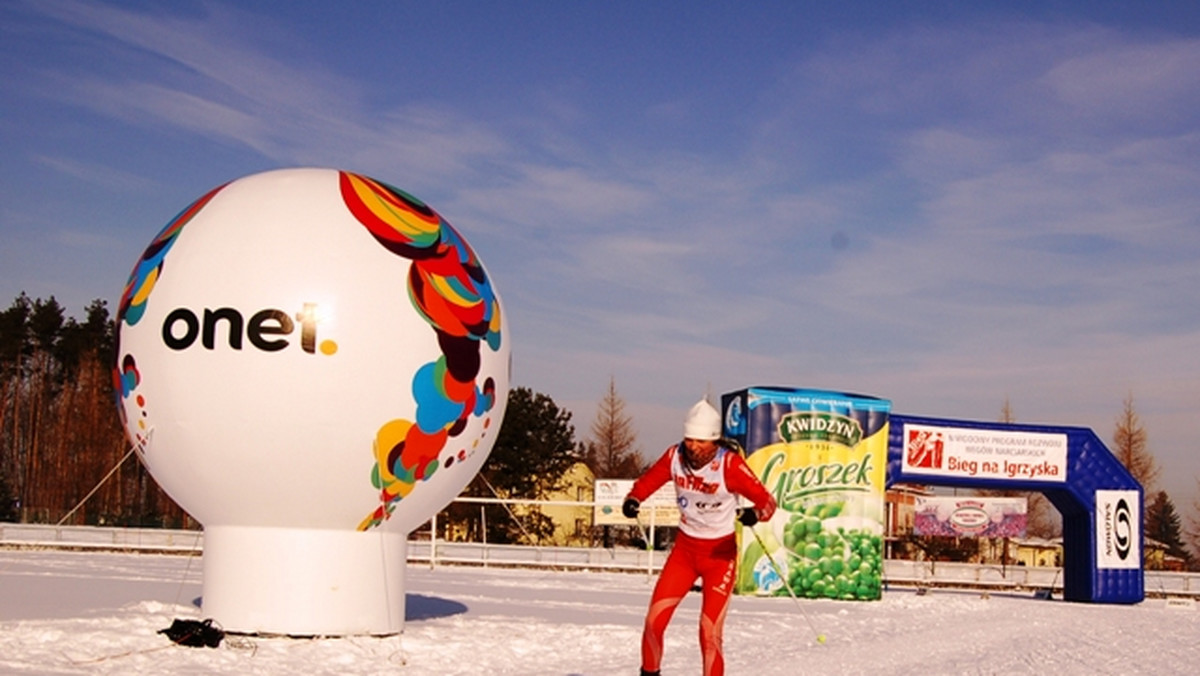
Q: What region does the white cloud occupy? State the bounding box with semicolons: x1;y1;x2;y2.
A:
1043;37;1200;120
33;155;154;192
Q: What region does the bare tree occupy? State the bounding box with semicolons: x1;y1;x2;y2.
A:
583;377;643;478
1111;392;1159;493
1000;396;1014;424
581;377;645;548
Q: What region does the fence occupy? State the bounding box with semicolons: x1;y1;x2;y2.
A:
0;522;203;552
3;521;1197;598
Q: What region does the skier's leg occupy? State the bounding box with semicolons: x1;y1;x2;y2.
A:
696;539;737;676
641;547;698;673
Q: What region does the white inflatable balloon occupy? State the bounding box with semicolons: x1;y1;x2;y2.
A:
114;168;509;635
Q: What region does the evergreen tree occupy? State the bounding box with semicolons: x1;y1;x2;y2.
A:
0;467;15;521
1145;490;1190;566
450;387;580;544
1189;477;1200;571
0;294;189;527
56;300;114;381
484;387;579;498
21;296;67;521
0;294;32;514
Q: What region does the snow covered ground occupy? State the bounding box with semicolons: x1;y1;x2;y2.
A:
0;548;1196;675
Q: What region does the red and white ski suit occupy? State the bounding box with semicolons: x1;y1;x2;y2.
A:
627;444;776;676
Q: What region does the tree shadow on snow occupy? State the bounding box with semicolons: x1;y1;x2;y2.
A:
405;593;468;621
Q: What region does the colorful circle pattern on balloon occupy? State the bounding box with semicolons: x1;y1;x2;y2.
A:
117;184;226;327
113;185;225;446
339;172;504;531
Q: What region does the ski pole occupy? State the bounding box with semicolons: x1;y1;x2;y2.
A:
727;438;826;643
746;522;827;645
632;509;656;580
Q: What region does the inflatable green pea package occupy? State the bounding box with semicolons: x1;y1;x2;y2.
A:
722;387;891;600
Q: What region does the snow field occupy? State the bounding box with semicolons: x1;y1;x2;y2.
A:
0;549;1196;675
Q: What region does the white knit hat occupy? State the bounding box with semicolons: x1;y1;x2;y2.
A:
683;400;722;440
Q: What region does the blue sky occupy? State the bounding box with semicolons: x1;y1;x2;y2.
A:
3;1;1199;512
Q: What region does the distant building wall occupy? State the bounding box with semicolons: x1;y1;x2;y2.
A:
535;462;595;546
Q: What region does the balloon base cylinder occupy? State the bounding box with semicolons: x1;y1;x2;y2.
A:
200;525;407;636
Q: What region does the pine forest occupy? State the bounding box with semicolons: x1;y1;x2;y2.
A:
0;293;189;527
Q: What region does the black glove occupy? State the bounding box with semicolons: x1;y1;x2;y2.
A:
737;508;758;527
622;497;640;519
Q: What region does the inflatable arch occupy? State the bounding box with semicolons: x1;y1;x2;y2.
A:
887;414;1144;604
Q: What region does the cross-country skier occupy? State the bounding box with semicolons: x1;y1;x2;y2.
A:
623;399;777;676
